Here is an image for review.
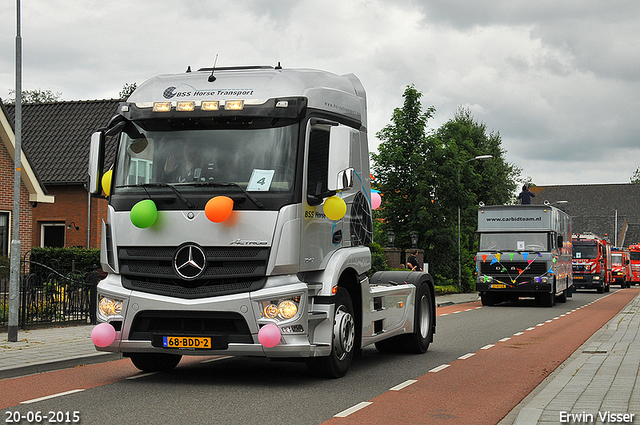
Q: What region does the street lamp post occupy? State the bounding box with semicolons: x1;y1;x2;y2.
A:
458;155;493;289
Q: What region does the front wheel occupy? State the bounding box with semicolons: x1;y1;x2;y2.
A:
307;287;355;378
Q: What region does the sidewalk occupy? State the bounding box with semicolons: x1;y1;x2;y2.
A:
0;292;480;381
506;291;640;424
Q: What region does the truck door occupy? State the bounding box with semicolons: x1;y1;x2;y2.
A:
301;122;342;271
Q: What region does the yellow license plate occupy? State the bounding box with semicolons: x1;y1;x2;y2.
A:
490;284;506;289
163;336;211;349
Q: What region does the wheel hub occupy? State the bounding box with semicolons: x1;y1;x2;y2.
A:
333;306;355;360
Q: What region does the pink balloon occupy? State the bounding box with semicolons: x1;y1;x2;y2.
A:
91;323;116;348
371;192;381;209
258;324;281;348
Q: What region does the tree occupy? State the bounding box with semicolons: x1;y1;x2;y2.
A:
430;107;520;289
119;82;137;100
372;88;520;290
631;168;640;184
371;85;437;252
4;88;62;104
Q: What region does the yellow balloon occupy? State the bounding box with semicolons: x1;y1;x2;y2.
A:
102;170;113;197
323;196;347;221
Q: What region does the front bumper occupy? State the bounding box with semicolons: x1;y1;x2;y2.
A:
94;273;332;358
477;279;552;294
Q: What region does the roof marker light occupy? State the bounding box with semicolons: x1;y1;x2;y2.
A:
153;102;172;112
177;101;195;112
201;101;219;111
225;100;244;110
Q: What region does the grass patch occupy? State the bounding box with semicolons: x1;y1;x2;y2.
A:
434;285;461;296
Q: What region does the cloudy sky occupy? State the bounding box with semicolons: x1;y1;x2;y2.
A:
1;0;639;186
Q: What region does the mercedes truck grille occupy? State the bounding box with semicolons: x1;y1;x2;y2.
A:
119;246;269;298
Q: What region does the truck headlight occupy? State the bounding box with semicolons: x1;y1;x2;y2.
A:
99;296;123;316
478;275;493;284
593;276;600;280
261;296;300;321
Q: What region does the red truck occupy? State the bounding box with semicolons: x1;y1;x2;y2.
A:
572;233;612;293
611;247;631;288
628;244;640;285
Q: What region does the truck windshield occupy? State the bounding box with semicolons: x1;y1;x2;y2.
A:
479;232;548;252
573;244;597;259
631;252;640;262
113;120;298;194
612;253;623;265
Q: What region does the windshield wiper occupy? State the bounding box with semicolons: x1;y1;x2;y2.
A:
117;183;194;209
177;181;265;209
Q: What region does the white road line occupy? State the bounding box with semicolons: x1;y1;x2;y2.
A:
334;402;373;418
201;356;233;363
513;332;524;336
499;337;511;342
390;380;418;391
429;364;450;373
21;389;84;404
458;353;475;360
481;344;495;350
536;323;545;327
127;372;160;380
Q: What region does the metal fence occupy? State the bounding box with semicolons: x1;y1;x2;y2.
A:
0;257;97;329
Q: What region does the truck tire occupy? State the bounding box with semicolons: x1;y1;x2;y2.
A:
397;282;433;354
129;353;182;372
480;292;497;306
557;288;568;303
307;287;355;378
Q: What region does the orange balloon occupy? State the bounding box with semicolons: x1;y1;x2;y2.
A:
205;196;234;223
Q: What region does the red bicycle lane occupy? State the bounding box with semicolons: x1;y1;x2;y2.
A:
323;288;640;425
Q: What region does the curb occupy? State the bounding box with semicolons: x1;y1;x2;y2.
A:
0;352;122;381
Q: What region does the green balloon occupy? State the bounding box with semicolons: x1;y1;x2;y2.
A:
130;199;158;228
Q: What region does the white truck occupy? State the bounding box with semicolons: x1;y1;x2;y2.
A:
475;204;573;307
87;65;436;378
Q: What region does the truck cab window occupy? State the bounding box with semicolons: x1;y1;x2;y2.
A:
307;127;330;204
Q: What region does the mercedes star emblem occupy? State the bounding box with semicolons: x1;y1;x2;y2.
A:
174;244;207;280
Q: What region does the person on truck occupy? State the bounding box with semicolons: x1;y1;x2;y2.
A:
518;184;535;205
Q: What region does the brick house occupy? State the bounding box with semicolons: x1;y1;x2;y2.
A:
4;100;119;249
0;103;54;259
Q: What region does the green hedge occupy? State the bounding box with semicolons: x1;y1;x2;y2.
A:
28;247;100;277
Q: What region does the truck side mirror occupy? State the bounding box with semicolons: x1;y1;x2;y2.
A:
328;126;356;192
557;235;563;248
88;131;105;195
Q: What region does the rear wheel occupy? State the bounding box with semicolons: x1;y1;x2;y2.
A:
129;353;182;372
307;287;355;378
397;282;433;353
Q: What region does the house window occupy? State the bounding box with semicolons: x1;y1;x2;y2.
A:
127;158;153;185
41;223;65;248
0;212;8;256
